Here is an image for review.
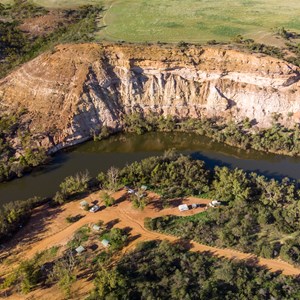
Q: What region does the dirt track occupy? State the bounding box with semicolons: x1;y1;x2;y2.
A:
1;190;300;299
19;190;300;276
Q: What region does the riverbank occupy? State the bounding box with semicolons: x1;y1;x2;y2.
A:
2;113;300;187
2;131;300;206
1;189;299;299
1;41;300;185
1;150;300;277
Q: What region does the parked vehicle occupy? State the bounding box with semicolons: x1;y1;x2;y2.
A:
178;204;189;212
89;205;100;213
209;200;221;208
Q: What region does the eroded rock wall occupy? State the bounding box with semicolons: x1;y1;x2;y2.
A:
0;43;299;152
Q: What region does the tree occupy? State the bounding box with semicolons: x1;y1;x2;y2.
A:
53;191;66;204
92;266;127;299
130;188;147;210
101;228;128;251
97;171;107;188
59;170;90;197
106;167;120;191
101;192;115;207
19;259;41;294
47;251;76;298
213;167;251;203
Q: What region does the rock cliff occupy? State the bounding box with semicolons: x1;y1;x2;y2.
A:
0;43;299;153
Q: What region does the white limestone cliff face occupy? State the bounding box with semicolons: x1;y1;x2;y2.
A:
0;43;299;153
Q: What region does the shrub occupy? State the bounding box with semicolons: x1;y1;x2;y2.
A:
59;170;91;198
66;215;84;223
101;228;128;251
101;192;115;207
0;196;44;241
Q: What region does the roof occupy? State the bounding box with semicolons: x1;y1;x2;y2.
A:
80;200;88;206
75;245;85;254
101;239;110;247
178;204;189;211
92;225;101;231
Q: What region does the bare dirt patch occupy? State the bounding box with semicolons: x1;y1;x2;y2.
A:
18;10;73;38
1;190;299;299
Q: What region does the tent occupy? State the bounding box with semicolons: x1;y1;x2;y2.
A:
75;245;85;254
101;239;110;248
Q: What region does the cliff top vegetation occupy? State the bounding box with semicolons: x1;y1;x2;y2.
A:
1;0;300;46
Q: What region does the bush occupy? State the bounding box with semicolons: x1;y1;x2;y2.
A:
0;196;44;241
144;217;155;230
53;191;66;204
59;170;91;198
94;126;111;141
66;215;84;223
101;228;128;251
101;192;115;207
89;240;300;299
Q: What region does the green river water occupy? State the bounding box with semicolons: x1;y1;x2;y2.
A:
0;132;299;205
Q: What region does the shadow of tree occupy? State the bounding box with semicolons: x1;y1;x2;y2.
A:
91;199;99;205
148;197;184;211
114;194;127;205
173;238;193;251
105;218;119;230
127;234;142;245
66;214;84;223
0;204;64;261
122;226;133;235
89;243;99;251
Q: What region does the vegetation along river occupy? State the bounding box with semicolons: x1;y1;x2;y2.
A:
1;132;300;205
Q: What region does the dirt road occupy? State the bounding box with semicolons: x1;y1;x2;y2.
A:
21;190;300;276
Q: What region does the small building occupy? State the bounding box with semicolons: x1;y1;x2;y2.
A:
80;200;89;209
101;239;110;248
92;224;101;231
178;204;189;212
75;245;85;254
141;185;148;191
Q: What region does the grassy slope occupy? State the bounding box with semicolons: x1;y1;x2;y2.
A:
1;0;300;43
2;0;101;8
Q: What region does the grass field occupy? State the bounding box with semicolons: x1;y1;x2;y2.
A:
2;0;300;44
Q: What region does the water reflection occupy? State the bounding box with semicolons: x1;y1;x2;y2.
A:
0;132;299;205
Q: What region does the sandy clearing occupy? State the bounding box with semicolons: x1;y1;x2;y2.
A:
13;190;300;276
1;190;299;299
22;191;209;258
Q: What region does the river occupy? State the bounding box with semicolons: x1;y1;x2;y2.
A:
0;132;300;205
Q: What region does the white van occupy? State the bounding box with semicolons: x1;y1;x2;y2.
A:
178;204;189;212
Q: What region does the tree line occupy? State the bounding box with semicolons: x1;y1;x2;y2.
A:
51;151;300;266
99;113;300;157
1;152;300;298
1;151;300;266
88;240;300;300
0;0;103;78
0;111;48;182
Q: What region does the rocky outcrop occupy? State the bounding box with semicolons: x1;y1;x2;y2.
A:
0;42;299;153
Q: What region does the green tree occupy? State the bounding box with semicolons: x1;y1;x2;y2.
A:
101;192;115;207
59;170;90;197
